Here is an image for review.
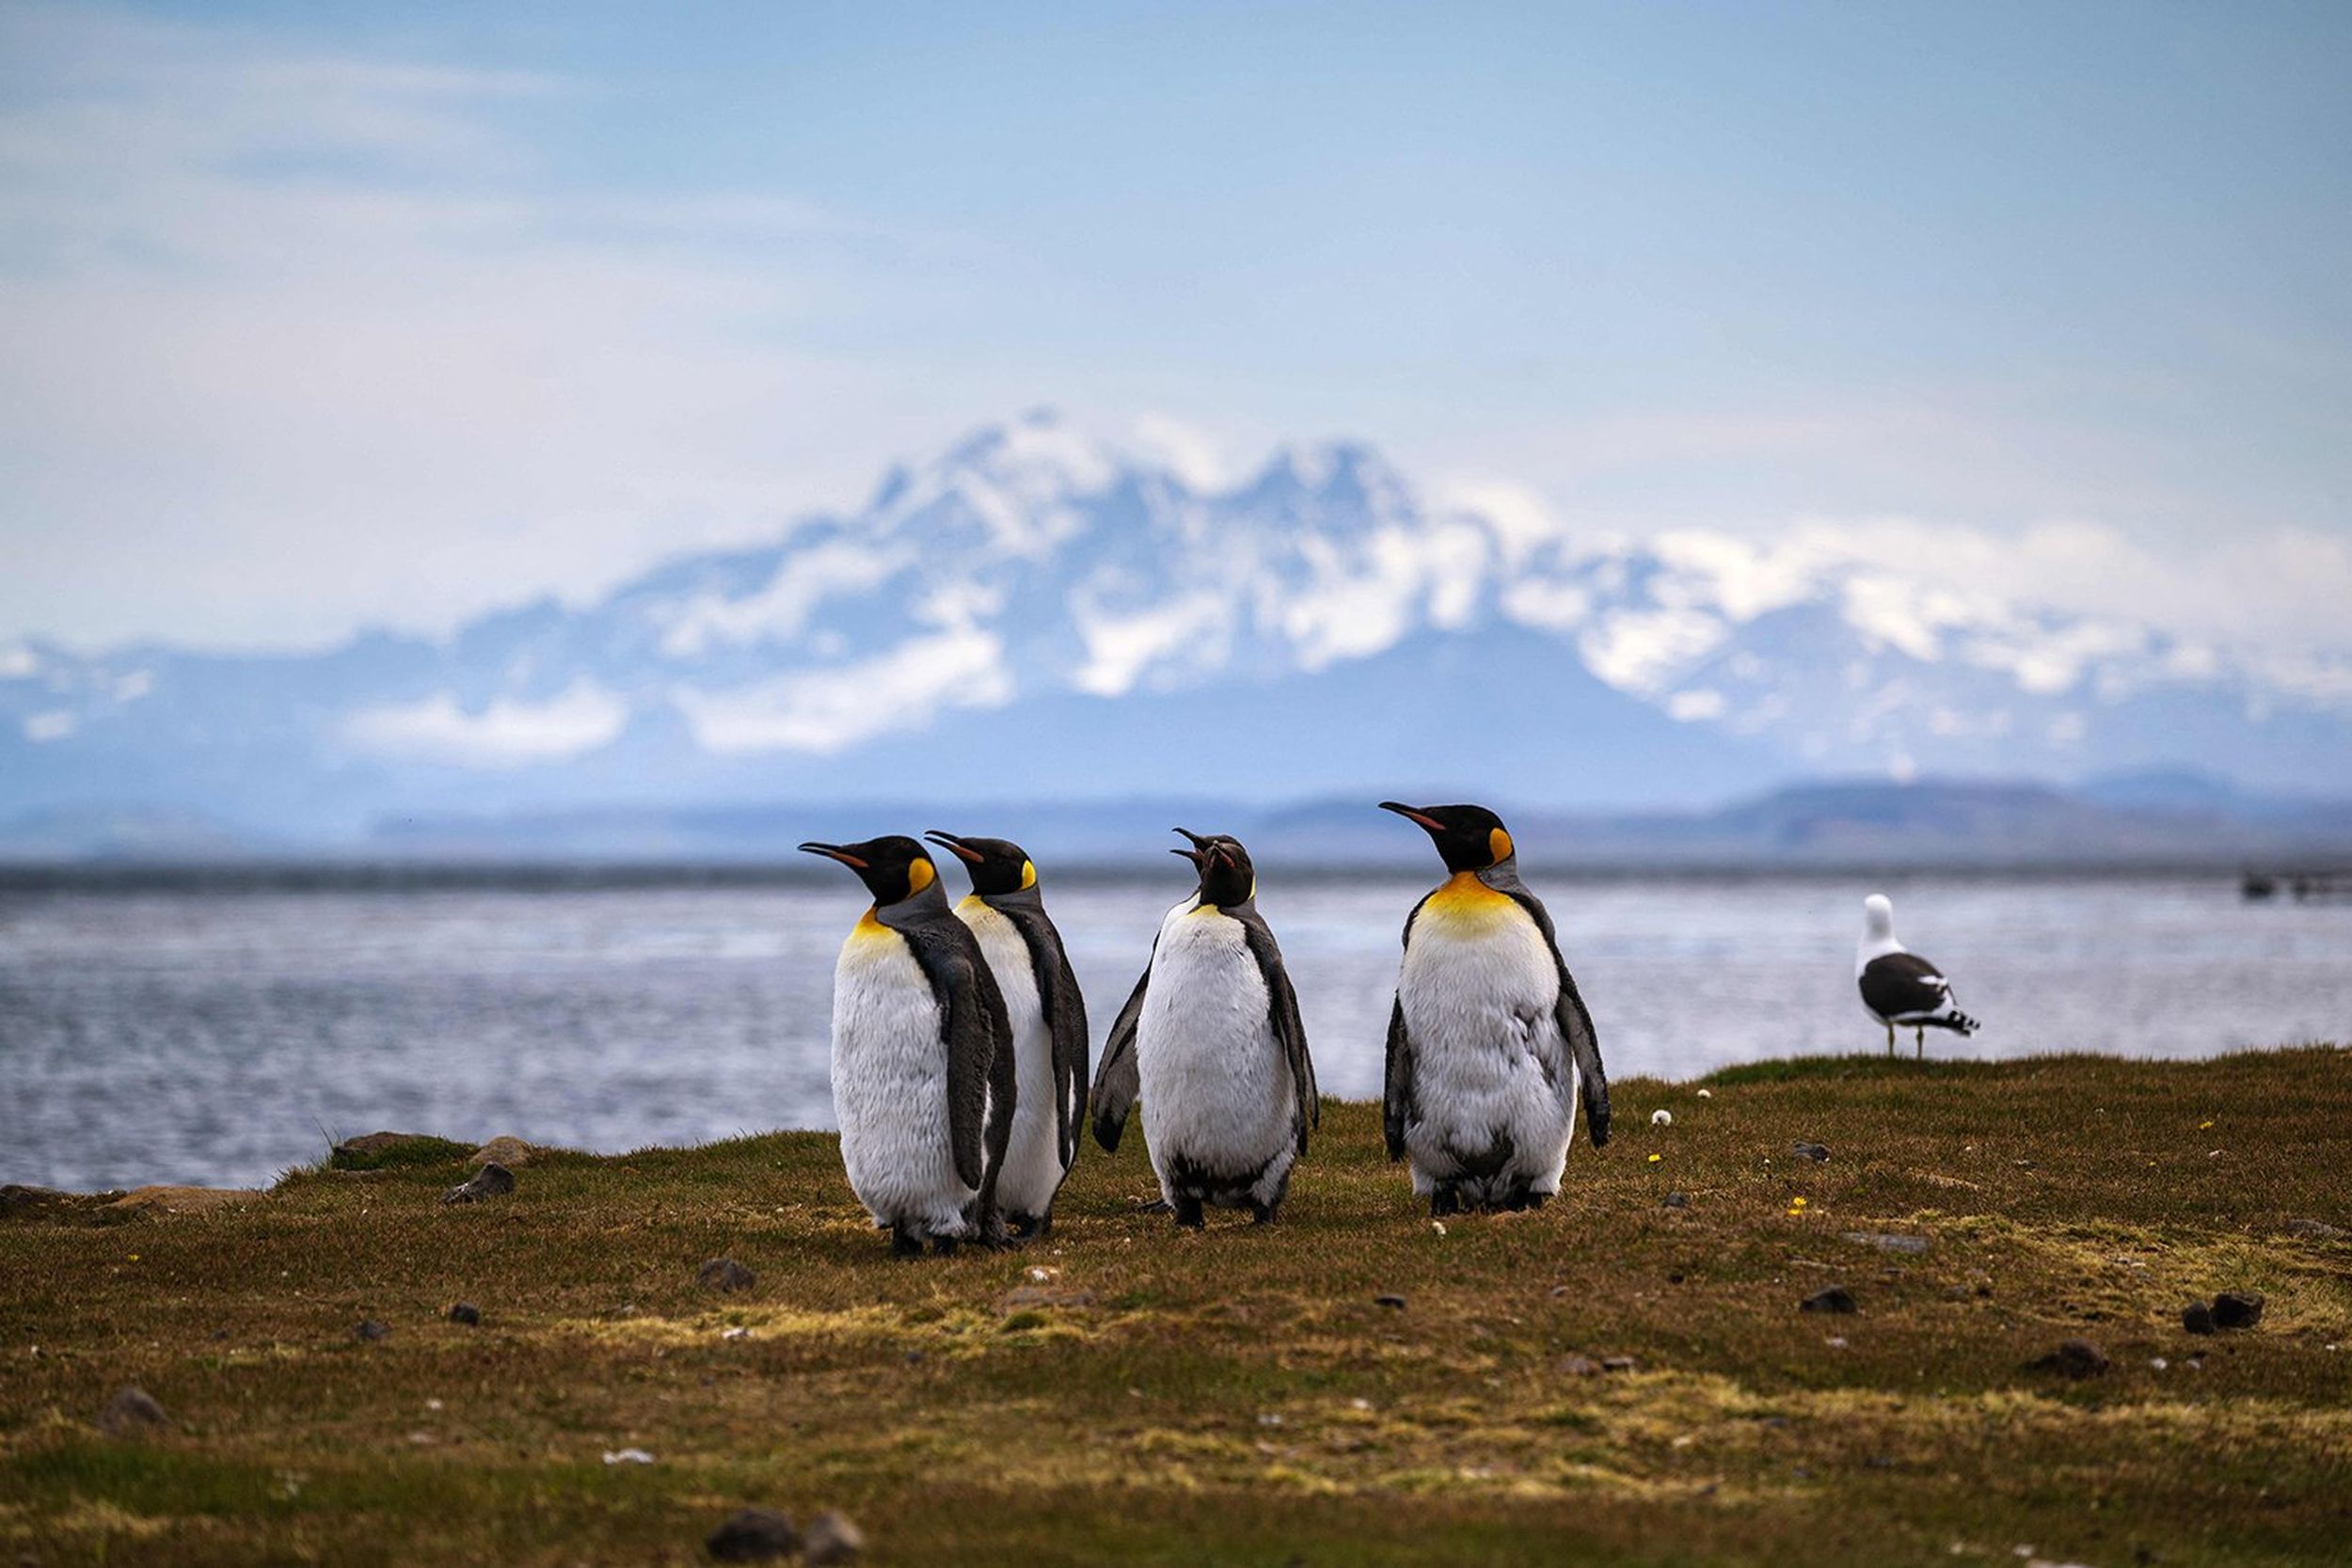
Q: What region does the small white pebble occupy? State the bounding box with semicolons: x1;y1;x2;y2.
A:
2149;1356;2168;1371
601;1448;655;1465
1694;1088;1712;1099
425;1398;443;1411
721;1326;749;1341
1651;1109;1674;1127
1826;1336;1849;1349
1257;1412;1284;1427
1026;1266;1054;1282
1431;1220;1448;1236
1349;1397;1372;1411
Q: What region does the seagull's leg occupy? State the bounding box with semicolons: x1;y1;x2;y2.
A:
1884;1021;1895;1056
1914;1025;1924;1059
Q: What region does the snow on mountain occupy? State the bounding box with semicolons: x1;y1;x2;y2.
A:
5;407;2349;843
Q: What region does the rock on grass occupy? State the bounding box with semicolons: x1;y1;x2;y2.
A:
1790;1141;1831;1163
2028;1338;2111;1378
699;1258;756;1292
2213;1291;2265;1328
804;1509;866;1565
1800;1286;1857;1314
355;1320;390;1343
98;1386;167;1436
2183;1301;2217;1334
707;1507;799;1561
448;1302;481;1325
328;1132;474;1172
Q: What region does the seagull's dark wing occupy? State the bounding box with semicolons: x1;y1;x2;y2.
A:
1859;951;1953;1022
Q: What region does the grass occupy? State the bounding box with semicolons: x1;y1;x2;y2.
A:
4;1048;2350;1566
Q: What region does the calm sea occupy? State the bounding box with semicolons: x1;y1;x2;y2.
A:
2;870;2345;1191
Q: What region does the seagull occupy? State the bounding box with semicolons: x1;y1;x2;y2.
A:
1855;894;1979;1057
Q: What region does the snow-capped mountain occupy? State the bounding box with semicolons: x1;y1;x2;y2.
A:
6;408;2349;846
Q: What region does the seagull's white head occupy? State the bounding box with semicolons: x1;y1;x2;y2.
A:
1863;894;1895;942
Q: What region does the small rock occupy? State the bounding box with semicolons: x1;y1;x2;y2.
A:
1661;1192;1692;1210
1800;1286;1857;1314
468;1135;539;1169
1600;1354;1639;1373
1843;1231;1931;1255
448;1302;481;1326
356;1320;390;1343
803;1509;866;1565
2283;1218;2343;1240
2028;1338;2110;1378
1374;1293;1407;1310
698;1258;756;1292
1558;1354;1600;1377
707;1508;798;1561
2212;1291;2265;1329
440;1163;516;1206
1000;1284;1095;1310
1651;1109;1673;1127
2182;1301;2217;1335
601;1447;655;1465
1694;1088;1713;1099
1790;1141;1831;1163
97;1386;167;1436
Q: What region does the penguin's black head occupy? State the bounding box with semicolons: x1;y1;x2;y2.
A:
1379;800;1516;874
923;831;1037;898
796;834;940;907
1172;827;1255;908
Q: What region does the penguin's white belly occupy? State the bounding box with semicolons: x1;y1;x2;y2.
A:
830;922;973;1235
959;900;1066;1219
1398;886;1577;1199
1136;905;1296;1206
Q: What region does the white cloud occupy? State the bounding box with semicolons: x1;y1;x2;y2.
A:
1127;413;1232;493
342;680;628;768
657;542;907;658
670;629;1013;754
23;710;76;742
1666;689;1726;722
0;4;980;650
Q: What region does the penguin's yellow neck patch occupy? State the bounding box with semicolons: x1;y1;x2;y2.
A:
1488;827;1514;864
851;905;890;940
1423;870;1513;927
905;858;934;896
958;894;986;914
1019;859;1037;890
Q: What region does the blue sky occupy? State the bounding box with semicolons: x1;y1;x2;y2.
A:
3;0;2347;647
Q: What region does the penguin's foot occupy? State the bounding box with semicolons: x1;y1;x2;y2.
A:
1133;1196;1172;1213
1171;1194;1206;1229
1430;1184;1463;1218
888;1223;923;1260
930;1233;960;1259
1007;1212;1052;1241
974;1216;1012;1251
1249;1200;1279;1226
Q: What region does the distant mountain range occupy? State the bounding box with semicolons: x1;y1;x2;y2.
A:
7;408;2352;857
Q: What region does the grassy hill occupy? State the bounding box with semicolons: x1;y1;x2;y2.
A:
4;1050;2349;1565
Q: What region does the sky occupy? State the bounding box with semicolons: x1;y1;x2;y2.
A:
2;0;2348;651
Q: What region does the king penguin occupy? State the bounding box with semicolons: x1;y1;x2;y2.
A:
1089;830;1317;1228
798;834;1018;1257
924;831;1089;1237
1377;801;1611;1214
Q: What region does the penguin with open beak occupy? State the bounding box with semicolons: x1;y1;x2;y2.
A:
923;831;1089;1237
1375;801;1610;1214
797;834;1018;1256
1089;829;1318;1228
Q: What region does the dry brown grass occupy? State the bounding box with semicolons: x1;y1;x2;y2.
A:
5;1048;2350;1565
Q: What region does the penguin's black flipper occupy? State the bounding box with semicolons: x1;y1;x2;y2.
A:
1090;957;1152;1153
1382;996;1414;1162
1235;907;1317;1153
1001;900;1091;1168
1503;887;1611;1150
898;915;1015;1191
1383;889;1436;1162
